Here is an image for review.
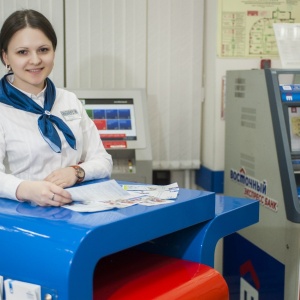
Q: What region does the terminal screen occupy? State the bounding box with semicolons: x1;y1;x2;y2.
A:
278;75;300;154
288;106;300;153
83;98;137;141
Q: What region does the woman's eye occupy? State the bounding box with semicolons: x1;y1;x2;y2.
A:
17;50;27;55
39;47;49;53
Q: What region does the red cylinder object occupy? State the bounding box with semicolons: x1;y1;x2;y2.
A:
94;249;229;300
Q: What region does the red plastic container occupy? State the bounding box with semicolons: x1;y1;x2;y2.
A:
94;248;228;300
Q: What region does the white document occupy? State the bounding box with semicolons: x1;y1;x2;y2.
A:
137;196;174;206
122;182;179;199
64;179;139;212
0;276;3;300
63;180;176;212
66;179;131;202
4;279;41;300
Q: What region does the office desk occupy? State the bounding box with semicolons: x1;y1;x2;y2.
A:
0;180;259;300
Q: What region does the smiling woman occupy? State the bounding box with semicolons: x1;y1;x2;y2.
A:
0;9;113;207
2;27;55;94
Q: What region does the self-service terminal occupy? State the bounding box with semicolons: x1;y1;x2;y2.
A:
70;89;152;184
223;69;300;300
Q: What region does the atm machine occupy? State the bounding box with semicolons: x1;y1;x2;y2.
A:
223;69;300;300
70;89;152;183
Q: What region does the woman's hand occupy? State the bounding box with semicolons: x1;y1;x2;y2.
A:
44;167;77;188
16;180;72;207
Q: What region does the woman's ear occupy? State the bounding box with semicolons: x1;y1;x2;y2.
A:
2;50;8;66
2;50;12;72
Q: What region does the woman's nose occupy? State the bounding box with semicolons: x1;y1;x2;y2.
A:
30;53;42;65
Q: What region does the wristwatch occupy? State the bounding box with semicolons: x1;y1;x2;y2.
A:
70;165;85;183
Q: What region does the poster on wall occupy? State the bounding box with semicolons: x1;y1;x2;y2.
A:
273;23;300;68
218;0;300;58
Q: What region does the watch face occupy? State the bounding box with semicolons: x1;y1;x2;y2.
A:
77;167;85;179
72;166;85;182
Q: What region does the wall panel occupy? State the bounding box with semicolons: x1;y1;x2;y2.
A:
65;0;147;89
147;0;203;169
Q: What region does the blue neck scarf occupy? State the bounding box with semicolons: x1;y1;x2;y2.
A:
0;74;76;153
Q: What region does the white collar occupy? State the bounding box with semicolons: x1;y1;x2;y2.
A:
6;74;46;99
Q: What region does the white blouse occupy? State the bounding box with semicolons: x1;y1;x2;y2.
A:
0;83;113;200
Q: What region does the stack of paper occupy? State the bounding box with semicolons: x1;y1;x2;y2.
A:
122;182;179;199
63;180;179;212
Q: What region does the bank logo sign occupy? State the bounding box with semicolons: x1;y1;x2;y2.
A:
230;168;278;212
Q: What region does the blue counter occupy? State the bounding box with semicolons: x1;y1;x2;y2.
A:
0;180;259;300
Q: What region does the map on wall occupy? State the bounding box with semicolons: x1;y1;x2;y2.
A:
218;0;300;58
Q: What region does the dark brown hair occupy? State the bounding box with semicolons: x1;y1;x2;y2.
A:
0;9;57;65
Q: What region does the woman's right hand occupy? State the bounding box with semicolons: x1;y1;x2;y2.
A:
16;180;72;206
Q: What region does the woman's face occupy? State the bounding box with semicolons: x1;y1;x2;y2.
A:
2;27;55;95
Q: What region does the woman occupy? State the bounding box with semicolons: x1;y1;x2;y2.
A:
0;9;113;206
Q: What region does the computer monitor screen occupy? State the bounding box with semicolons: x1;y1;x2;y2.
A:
85;98;137;141
69;89;147;149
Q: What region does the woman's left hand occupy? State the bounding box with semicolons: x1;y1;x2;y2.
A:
44;167;77;188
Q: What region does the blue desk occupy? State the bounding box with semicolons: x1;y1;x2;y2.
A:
0;180;259;300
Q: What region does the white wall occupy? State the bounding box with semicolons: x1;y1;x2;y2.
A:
201;0;281;173
64;0;147;89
